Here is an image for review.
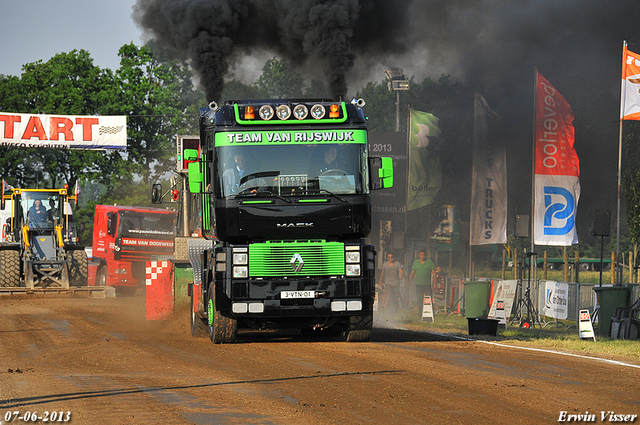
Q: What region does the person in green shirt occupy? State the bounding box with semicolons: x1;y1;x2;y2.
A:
408;249;435;306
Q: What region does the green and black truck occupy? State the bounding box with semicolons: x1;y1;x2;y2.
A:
180;98;393;343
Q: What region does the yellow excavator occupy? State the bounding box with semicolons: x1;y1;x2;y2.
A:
0;185;88;291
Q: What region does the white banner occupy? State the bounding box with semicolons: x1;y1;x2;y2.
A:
543;280;568;320
534;175;580;246
487;280;518;320
0;112;126;150
470;94;507;245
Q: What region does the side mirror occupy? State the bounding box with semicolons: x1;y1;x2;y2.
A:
183;148;199;161
369;157;394;189
188;161;203;194
151;183;162;204
106;212;117;236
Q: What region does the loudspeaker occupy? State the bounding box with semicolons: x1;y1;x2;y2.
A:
593;210;610;237
515;215;530;238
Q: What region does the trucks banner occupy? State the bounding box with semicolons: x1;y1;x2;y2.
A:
0;112;126;150
469;94;507;245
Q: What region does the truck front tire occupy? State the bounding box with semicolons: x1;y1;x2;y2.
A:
344;312;373;342
207;286;237;344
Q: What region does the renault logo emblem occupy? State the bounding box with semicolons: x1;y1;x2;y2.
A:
290;253;304;272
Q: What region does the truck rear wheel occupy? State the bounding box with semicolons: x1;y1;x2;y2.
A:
344;312;373;342
68;250;88;286
0;250;20;287
190;288;208;338
207;286;237;344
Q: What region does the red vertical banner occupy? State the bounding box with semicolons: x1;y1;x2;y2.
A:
534;72;580;246
621;45;640;121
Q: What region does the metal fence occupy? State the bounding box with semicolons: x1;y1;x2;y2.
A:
434;276;640;329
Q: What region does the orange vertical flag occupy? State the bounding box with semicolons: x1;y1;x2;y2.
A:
621;45;640;120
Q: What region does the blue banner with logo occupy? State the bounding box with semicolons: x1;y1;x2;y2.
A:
534;72;580;246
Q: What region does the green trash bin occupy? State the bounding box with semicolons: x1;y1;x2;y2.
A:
463;281;492;318
593;285;631;337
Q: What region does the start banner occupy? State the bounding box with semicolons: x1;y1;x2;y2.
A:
0;112;126;150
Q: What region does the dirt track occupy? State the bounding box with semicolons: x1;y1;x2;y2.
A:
0;293;638;425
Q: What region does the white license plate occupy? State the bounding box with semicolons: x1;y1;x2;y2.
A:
281;290;315;299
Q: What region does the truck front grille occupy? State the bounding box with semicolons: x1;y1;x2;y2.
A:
249;241;344;277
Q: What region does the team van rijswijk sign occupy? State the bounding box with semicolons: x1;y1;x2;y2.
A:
534;72;580;246
0;112;126;149
215;129;365;145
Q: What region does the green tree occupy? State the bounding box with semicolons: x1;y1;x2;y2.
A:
255;58;305;98
0;50;115;190
622;124;640;247
0;45;203;243
222;79;261;101
304;79;330;98
103;43;201;197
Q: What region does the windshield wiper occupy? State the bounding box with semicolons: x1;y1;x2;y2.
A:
316;189;348;203
235;190;293;204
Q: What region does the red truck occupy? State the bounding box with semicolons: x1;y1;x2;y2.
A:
88;205;177;294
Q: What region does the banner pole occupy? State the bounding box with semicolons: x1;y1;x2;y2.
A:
531;68;538;253
616;40;627;285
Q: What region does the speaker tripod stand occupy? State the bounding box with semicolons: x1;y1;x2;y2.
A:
510;250;540;329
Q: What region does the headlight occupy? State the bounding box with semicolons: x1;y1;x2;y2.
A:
233;253;248;265
310;104;326;119
276;105;291;120
293;104;308;120
259;105;274;120
233;266;248;278
346;264;361;276
345;251;360;263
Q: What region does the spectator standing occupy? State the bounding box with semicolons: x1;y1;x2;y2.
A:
379;252;404;312
408;249;435;307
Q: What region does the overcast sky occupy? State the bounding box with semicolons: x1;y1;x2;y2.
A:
0;0;143;76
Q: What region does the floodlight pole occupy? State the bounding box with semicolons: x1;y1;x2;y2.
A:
395;91;400;132
385;68;408;133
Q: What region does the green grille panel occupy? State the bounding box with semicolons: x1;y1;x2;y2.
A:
249;241;345;277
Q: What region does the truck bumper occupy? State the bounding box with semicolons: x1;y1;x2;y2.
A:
222;277;375;319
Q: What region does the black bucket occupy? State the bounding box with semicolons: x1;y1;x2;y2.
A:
467;318;499;336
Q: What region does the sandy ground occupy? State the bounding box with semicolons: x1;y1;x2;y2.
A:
0;293;638;425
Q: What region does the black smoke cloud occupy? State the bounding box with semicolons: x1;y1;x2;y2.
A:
132;0;639;110
133;0;640;240
132;0;416;101
134;0;368;100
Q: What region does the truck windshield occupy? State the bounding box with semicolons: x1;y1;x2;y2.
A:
215;143;369;198
21;192;65;229
118;212;176;239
